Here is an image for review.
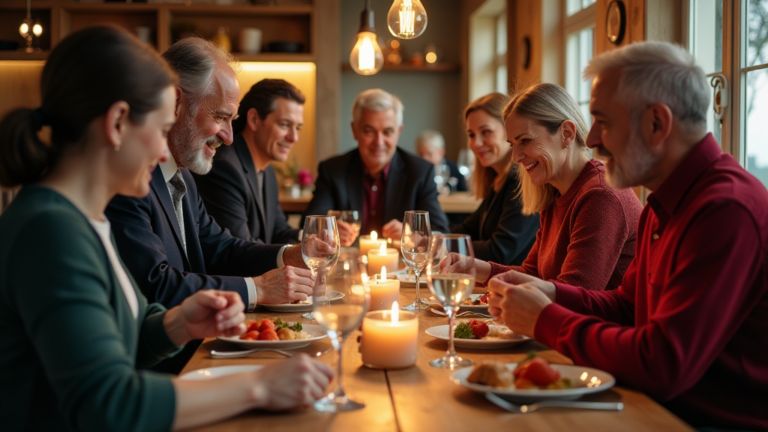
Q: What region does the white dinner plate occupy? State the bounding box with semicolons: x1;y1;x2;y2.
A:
425;324;532;349
217;323;327;349
428;294;489;312
389;273;417;288
179;365;263;381
261;290;345;312
451;363;616;403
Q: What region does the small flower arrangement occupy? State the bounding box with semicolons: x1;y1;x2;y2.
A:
276;157;313;195
297;168;313;187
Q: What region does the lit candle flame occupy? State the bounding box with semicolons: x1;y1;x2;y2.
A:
371;231;378;241
392;301;399;324
379;242;387;255
381;266;387;280
343;261;350;271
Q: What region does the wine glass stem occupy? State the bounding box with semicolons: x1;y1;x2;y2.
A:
447;308;458;358
335;333;346;396
414;270;421;302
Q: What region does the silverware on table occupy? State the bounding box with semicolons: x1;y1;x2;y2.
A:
484;392;624;413
210;347;332;359
429;308;493;319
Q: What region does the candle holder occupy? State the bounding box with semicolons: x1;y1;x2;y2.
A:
369;271;400;311
361;306;418;369
367;244;400;275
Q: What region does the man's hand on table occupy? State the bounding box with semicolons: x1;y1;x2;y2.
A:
250;354;335;410
382;219;403;239
487;270;556;337
337;220;359;247
164;290;246;346
253;267;314;304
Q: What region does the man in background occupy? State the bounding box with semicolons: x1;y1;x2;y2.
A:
304;89;449;245
193;79;303;245
415;130;467;193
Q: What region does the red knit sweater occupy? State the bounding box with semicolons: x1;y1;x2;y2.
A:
487;160;642;290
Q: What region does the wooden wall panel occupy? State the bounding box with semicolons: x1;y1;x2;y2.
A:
313;0;340;168
512;0;543;88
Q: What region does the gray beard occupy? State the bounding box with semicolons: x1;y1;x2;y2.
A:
603;129;656;190
168;116;215;175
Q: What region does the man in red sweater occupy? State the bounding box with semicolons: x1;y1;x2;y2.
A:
487;42;768;430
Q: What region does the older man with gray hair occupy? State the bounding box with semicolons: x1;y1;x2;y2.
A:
485;42;768;430
305;88;449;245
106;38;316;316
415;130;467;192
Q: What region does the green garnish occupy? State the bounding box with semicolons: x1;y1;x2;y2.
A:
273;318;289;329
289;322;303;332
454;322;474;339
524;351;537;361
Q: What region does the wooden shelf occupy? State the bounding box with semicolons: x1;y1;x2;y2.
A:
341;62;461;73
0;51;50;61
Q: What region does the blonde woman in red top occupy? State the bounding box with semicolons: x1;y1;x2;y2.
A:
474;83;642;291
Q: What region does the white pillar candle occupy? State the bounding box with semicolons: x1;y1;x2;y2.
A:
369;267;400;311
368;242;399;274
361;302;419;369
359;231;384;257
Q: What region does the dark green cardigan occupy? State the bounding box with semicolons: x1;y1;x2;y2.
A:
0;186;181;432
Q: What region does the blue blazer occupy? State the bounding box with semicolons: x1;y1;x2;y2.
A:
106;166;283;308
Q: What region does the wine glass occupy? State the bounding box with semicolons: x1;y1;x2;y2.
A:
341;210;361;235
301;216;341;320
457;149;474;185
426;234;476;369
313;263;369;412
434;164;451;195
401;210;431;311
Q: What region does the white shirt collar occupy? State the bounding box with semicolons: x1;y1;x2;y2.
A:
160;157;180;183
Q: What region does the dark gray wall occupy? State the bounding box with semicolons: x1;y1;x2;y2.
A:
339;0;464;158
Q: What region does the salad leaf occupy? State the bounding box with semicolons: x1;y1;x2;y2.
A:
454;322;474;339
289;322;303;332
273;318;289;330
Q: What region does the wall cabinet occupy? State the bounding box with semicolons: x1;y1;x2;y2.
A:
0;0;315;62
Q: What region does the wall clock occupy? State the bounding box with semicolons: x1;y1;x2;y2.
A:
606;0;626;45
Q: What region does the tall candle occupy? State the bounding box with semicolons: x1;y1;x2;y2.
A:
361;302;418;369
359;231;384;257
368;242;399;274
369;267;400;311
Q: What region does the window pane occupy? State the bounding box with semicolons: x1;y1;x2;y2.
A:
496;14;507;56
745;68;768;189
496;64;508;94
582;0;596;9
747;0;768;67
690;0;723;74
566;27;594;123
567;0;582;16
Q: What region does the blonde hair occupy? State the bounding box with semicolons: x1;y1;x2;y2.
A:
464;93;512;199
503;83;589;215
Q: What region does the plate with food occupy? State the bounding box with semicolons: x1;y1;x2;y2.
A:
261;290;344;312
217;318;327;349
450;354;616;402
179;365;263;381
389;272;416;288
425;320;532;349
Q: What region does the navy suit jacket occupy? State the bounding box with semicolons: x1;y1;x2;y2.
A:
192;135;300;244
443;158;468;192
105;166;283;308
304;147;450;233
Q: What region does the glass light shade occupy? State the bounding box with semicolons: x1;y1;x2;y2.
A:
349;31;384;75
387;0;427;40
32;23;43;37
19;19;32;38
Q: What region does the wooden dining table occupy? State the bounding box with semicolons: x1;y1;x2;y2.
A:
279;191;482;215
181;288;693;432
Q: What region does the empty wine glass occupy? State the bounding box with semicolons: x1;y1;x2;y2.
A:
457;149;474;185
341;210;361;235
301;216;341;320
426;234;476;369
313;264;369;412
401;210;431;311
434;164;451;195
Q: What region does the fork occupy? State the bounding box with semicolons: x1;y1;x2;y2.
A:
430;308;493;319
485;392;624;413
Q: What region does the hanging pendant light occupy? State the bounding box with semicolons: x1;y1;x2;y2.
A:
350;0;384;75
18;0;42;53
387;0;427;40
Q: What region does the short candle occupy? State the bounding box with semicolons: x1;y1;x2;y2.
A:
361;302;419;369
369;267;400;311
359;231;384;257
368;242;399;274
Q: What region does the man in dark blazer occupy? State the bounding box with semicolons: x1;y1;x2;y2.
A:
192;79;302;245
415;130;468;193
106;38;315;313
304;89;449;245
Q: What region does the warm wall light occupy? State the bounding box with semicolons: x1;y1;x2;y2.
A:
350;0;383;75
387;0;427;40
18;0;42;53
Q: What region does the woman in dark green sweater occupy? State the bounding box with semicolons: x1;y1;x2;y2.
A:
0;26;333;432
